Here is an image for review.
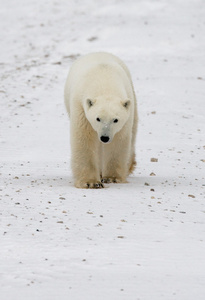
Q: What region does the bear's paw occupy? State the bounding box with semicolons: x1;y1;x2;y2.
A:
101;177;125;184
75;180;104;189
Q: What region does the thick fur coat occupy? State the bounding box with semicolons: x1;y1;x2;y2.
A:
64;52;138;188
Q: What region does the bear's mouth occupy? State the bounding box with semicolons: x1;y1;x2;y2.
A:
100;136;110;143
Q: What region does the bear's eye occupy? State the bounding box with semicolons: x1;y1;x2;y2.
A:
113;119;118;123
96;117;101;122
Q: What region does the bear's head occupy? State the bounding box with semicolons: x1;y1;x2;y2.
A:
84;95;131;144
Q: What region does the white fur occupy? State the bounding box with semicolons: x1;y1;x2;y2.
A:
64;52;138;188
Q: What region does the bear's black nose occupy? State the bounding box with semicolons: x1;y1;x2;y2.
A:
100;136;110;143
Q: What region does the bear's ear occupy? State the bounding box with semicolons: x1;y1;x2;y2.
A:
87;98;94;108
122;99;131;109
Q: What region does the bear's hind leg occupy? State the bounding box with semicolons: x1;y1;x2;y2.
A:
128;153;137;174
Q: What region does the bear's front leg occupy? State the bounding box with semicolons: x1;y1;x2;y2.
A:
70;122;104;189
101;135;131;184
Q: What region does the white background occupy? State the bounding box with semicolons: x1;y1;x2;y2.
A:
1;0;205;299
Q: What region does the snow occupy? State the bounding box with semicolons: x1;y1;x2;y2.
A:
1;0;205;299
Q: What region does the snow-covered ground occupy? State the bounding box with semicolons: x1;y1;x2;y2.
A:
1;0;205;299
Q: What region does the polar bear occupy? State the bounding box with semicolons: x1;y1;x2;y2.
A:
64;52;138;188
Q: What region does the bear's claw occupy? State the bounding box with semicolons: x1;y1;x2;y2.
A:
75;180;104;189
101;177;121;184
86;182;104;189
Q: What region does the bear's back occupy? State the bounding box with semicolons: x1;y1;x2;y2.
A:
64;52;134;114
70;52;131;81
